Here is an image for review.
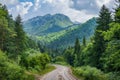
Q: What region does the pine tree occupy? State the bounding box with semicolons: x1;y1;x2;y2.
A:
73;38;81;66
92;5;112;69
74;38;81;55
64;48;75;66
101;0;120;72
0;5;9;51
115;0;120;22
14;15;26;56
83;36;86;46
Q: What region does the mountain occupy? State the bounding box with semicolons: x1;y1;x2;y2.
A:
23;14;73;36
23;14;97;50
47;18;97;49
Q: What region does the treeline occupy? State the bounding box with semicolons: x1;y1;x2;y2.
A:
0;4;38;58
0;3;51;80
63;0;120;80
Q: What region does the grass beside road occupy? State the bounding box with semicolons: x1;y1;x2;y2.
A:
25;64;56;79
71;66;109;80
72;70;84;80
38;64;56;75
55;61;69;66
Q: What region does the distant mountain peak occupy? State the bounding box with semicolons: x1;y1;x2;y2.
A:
23;13;73;35
73;21;81;24
23;16;97;50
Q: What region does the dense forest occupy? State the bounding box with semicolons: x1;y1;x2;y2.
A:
23;14;97;50
0;3;52;80
0;0;120;80
62;1;120;80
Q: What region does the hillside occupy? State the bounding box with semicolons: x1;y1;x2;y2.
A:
48;18;97;49
23;14;97;50
23;14;73;36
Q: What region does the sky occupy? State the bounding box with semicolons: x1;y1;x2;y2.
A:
0;0;115;23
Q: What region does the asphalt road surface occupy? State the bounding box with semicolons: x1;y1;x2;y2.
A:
37;65;78;80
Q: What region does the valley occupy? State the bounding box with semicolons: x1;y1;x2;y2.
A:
23;14;97;50
36;65;78;80
0;0;120;80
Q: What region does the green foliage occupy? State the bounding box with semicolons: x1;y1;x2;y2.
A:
101;23;120;72
0;4;30;58
0;12;9;50
108;72;120;80
64;48;75;66
24;17;97;50
82;36;86;46
115;0;120;22
55;56;65;62
48;17;96;50
0;3;52;80
103;23;120;40
65;3;120;80
100;4;120;72
23;14;73;35
53;56;68;65
73;66;108;80
20;50;50;70
81;43;94;66
39;54;50;69
74;38;83;66
0;50;34;80
37;64;55;75
74;38;81;55
14;15;27;55
92;5;112;68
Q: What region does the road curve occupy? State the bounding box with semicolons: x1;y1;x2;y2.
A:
36;65;78;80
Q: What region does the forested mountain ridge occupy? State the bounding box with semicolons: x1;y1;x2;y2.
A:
23;14;73;36
0;0;120;80
47;17;97;49
0;4;52;80
23;14;97;50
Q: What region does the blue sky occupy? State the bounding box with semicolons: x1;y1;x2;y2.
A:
0;0;115;23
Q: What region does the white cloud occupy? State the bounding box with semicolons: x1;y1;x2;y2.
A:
96;0;111;7
3;0;115;23
16;2;33;16
0;0;18;5
34;0;41;11
43;0;54;3
9;2;33;19
38;0;96;22
62;9;97;23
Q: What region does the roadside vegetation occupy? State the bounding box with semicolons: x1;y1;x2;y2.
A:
0;4;55;80
72;66;108;80
0;0;120;80
53;0;120;80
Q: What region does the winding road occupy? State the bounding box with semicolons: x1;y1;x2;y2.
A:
36;65;78;80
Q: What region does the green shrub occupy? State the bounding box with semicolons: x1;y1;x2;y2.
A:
108;72;120;80
73;66;108;80
0;50;34;80
20;51;50;70
55;56;65;62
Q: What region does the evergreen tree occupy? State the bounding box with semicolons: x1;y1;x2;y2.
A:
64;48;75;66
0;5;9;51
74;38;82;66
92;5;112;69
83;36;86;46
115;0;120;22
74;38;81;55
101;0;120;72
14;15;27;56
102;23;120;72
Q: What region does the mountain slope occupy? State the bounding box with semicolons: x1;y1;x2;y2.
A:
47;18;97;49
23;14;73;36
23;14;97;50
